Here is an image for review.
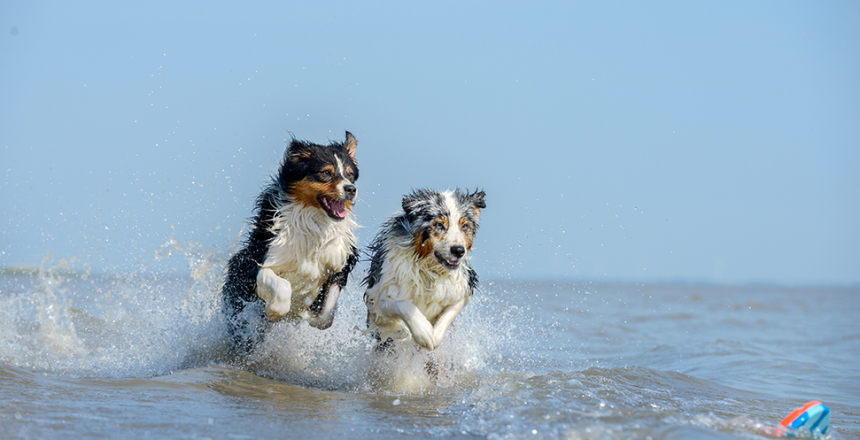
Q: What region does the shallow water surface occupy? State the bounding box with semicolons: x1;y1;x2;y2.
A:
1;265;857;439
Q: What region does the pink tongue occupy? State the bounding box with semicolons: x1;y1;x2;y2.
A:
331;200;347;218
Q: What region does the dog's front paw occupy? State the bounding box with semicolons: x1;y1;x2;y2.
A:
260;275;292;322
309;311;335;330
265;297;291;322
411;323;436;350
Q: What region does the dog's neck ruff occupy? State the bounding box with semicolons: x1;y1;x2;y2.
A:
263;195;356;284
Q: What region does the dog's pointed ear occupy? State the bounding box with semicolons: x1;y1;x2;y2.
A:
286;139;312;163
344;131;357;159
469;189;486;210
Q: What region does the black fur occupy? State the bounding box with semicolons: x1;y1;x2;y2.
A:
221;132;360;355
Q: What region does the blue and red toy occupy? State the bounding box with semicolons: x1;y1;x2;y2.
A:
778;401;830;438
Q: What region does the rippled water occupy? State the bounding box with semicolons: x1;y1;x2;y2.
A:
1;254;857;439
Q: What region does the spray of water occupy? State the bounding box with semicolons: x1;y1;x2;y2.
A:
0;239;229;377
0;237;532;395
2;244;838;438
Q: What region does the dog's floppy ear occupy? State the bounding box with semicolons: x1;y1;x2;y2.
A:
468;189;486;210
286;140;312;163
401;192;418;220
401;190;428;222
344;131;357;159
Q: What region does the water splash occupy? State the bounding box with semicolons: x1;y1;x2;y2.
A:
0;239;231;378
0;254;89;368
1;257;851;438
236;284;530;394
0;236;529;392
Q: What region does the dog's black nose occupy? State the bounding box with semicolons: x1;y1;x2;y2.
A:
450;245;465;259
343;184;357;199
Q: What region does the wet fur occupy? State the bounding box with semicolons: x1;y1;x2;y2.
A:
222;132;360;355
363;188;486;355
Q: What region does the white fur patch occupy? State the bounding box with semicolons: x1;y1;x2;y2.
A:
363;188;481;351
260;196;356;322
436;191;467;261
335;155;345;178
333;155;355;200
365;232;472;345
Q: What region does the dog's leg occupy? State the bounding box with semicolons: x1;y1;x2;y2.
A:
309;284;341;330
431;298;466;348
255;267;292;321
376;287;436;350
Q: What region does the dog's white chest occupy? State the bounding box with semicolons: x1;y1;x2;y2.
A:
265;236;348;280
364;264;471;345
261;203;356;300
405;276;468;322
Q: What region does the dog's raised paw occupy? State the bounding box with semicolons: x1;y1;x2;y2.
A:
410;324;437;350
265;298;291;322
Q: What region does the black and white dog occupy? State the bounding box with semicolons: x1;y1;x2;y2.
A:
222;132;360;355
363;188;486;353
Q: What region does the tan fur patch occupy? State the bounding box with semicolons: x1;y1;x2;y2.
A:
289;151;313;163
289;178;337;209
318;165;335;181
459;217;475;250
414;231;436;259
344;132;358;159
414;216;448;259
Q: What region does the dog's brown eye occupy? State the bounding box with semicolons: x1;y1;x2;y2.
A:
461;223;470;232
346;170;354;180
320;170;333;179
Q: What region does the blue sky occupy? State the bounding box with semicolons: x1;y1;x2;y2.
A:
1;1;858;284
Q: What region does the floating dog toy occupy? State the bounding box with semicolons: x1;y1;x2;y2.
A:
779;401;830;437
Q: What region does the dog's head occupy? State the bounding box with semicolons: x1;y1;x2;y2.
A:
401;188;486;270
279;131;359;220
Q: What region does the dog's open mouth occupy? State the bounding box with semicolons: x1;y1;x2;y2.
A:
434;252;460;269
318;195;348;220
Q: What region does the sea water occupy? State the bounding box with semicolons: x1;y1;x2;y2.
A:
0;248;857;439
